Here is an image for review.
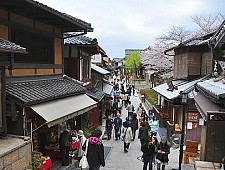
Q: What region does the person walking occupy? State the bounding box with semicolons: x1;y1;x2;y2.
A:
59;127;72;166
105;97;112;117
84;129;105;170
122;122;133;153
141;139;156;170
138;121;149;146
156;136;170;170
126;101;134;120
152;136;158;165
112;98;118;117
123;117;132;127
150;116;159;139
148;110;154;122
114;112;123;141
132;84;135;95
106;115;113;140
140;110;148;123
131;113;138;141
77;130;86;161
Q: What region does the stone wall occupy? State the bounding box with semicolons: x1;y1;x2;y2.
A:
0;141;31;170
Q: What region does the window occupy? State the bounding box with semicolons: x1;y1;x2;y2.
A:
11;27;54;64
82;58;90;79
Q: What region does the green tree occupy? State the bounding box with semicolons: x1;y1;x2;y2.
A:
125;52;142;76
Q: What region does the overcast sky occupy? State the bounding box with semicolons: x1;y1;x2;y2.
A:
37;0;225;58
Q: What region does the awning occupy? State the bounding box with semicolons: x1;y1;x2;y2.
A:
153;79;199;100
194;93;221;120
95;81;113;96
31;94;97;127
91;64;110;75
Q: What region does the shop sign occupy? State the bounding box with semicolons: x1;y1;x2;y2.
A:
187;112;199;122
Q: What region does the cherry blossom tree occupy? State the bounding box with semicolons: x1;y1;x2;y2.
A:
156;13;224;49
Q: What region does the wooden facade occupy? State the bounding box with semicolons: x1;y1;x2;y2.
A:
154;41;214;143
0;1;93;137
0;10;63;76
174;46;213;80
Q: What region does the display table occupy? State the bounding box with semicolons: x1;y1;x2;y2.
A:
45;148;61;159
45;141;79;159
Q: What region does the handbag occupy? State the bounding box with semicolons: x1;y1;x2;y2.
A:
79;139;89;169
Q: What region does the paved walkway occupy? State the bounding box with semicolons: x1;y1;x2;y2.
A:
101;90;195;170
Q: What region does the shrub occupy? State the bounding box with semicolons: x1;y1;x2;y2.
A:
140;88;158;105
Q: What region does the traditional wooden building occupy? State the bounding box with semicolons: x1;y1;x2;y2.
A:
0;1;98;164
153;33;214;142
63;35;109;126
194;20;225;162
0;38;27;136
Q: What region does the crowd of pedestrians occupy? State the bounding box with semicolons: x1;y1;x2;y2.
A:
76;72;170;170
102;73;171;170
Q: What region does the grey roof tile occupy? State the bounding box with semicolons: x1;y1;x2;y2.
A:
6;76;86;106
64;35;97;45
30;0;93;31
0;38;27;53
86;88;105;101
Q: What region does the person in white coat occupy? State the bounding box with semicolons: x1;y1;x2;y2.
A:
122;122;133;153
77;130;86;161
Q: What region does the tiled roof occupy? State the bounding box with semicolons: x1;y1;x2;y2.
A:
0;38;27;53
30;0;93;31
86;88;105;101
0;0;93;32
64;35;97;45
197;78;225;99
165;32;214;53
6;76;86;106
153;79;201;100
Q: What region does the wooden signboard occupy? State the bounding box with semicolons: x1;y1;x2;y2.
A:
186;140;198;153
187;112;199;122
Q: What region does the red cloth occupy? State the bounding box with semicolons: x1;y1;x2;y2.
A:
42;159;52;170
72;141;79;150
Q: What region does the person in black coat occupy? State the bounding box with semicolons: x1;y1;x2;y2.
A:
131;113;138;141
83;129;105;170
59;128;72;166
156;136;170;170
106;115;113;140
141;139;155;170
138;121;149;146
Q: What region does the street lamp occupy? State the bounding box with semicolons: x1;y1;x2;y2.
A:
179;91;188;170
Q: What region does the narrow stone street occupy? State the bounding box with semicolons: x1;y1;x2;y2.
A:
101;89;195;170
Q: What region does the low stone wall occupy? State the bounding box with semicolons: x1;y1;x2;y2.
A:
0;137;31;170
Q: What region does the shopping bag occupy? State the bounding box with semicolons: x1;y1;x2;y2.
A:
79;139;89;168
79;155;89;168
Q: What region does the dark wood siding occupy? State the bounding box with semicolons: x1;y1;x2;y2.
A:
174;54;188;79
188;53;201;76
11;27;54;64
201;52;213;76
205;121;225;162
